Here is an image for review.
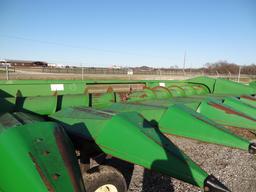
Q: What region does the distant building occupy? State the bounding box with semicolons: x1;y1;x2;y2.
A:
0;60;11;67
2;59;48;67
48;63;65;68
112;65;122;69
47;63;58;67
136;65;153;71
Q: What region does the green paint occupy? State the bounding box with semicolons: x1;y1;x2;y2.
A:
0;113;85;192
223;97;256;117
239;96;256;108
102;102;252;151
159;104;250;150
197;98;256;131
0;76;255;191
50;107;209;187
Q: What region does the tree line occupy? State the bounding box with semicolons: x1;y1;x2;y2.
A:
204;61;256;75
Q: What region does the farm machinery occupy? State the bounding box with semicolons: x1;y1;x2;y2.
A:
1;76;256;192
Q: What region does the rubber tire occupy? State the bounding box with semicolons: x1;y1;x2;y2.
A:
83;165;127;192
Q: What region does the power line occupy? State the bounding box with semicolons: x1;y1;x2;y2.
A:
0;34;164;58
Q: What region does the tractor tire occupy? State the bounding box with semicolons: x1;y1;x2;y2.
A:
82;165;127;192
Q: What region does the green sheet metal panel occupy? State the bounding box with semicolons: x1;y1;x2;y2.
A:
91;92;115;108
186;76;256;95
102;102;253;152
168;86;186;97
0;80;86;97
0;117;85;192
238;95;256;108
151;86;172;99
249;81;256;89
223;97;256;117
197;98;256;131
159;104;251;151
102;102;166;122
190;85;209;95
50;107;210;188
0;94;90;116
185;76;216;93
180;85;197;96
61;94;89;109
126;88;156;102
214;78;256;95
18;96;57;115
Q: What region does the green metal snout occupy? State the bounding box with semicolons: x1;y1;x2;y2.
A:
159;104;254;154
197;98;256;131
102;102;255;154
50;107;230;191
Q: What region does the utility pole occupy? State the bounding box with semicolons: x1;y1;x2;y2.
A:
183;50;186;76
216;70;219;77
5;61;9;80
237;66;241;83
158;69;162;80
227;71;231;80
81;63;84;80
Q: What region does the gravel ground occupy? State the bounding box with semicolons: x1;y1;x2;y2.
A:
124;135;256;192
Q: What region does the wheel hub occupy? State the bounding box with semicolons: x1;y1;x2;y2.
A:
95;184;118;192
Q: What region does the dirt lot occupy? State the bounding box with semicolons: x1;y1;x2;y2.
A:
0;69;189;80
0;68;254;82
